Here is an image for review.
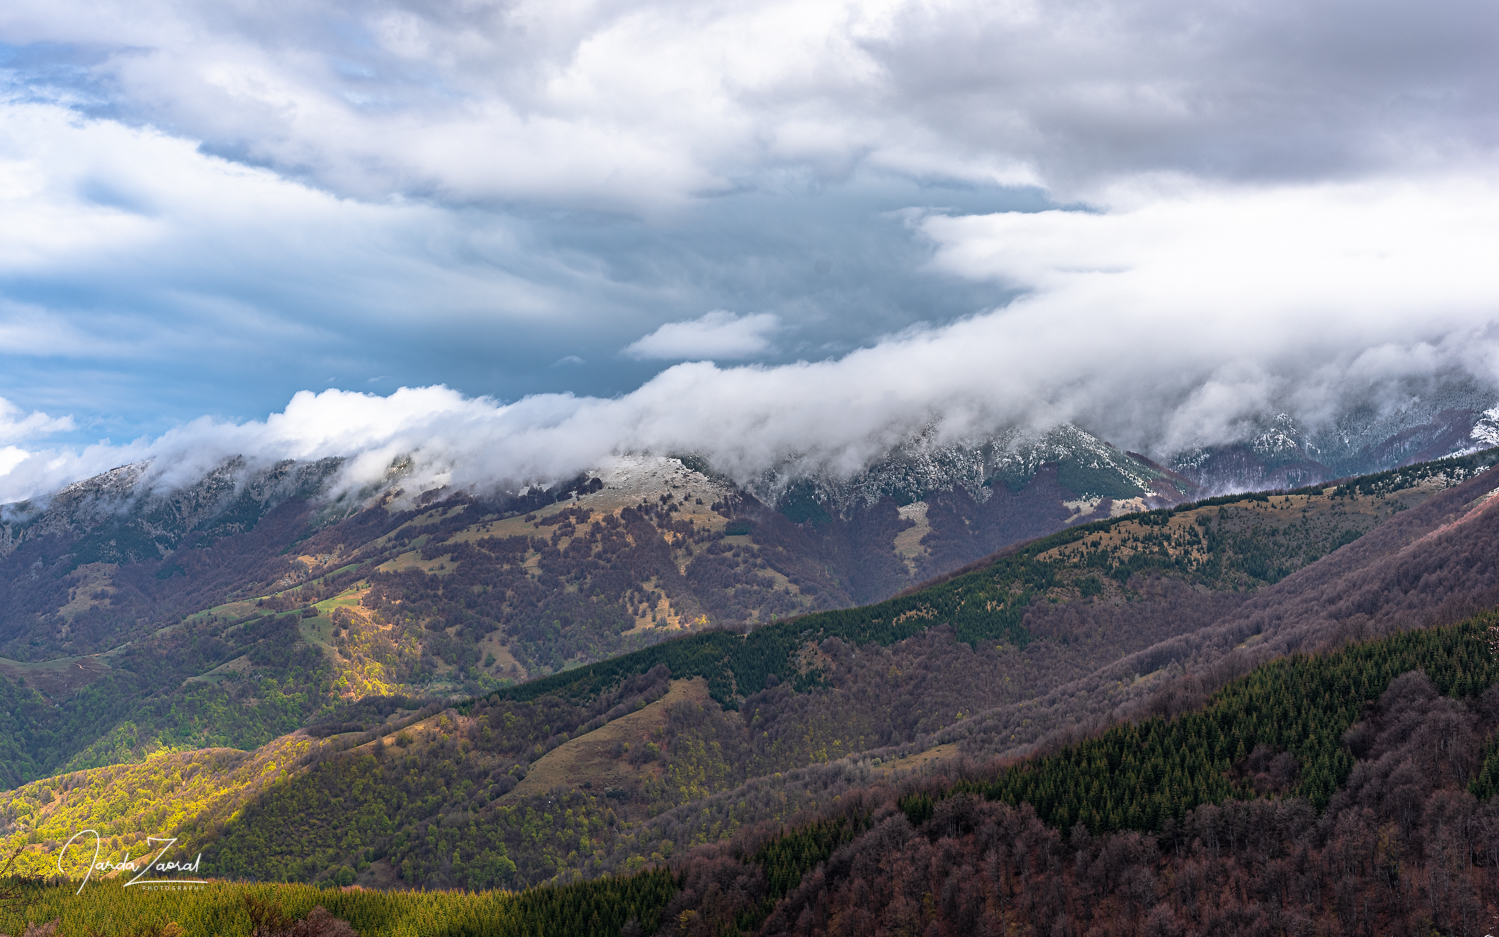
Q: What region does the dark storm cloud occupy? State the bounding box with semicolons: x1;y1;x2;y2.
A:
863;0;1499;190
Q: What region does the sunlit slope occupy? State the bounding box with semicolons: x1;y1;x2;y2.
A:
0;609;335;787
1;670;701;890
5;448;1489;790
0;733;322;875
3;451;1495;893
0;874;677;937
0;462;804;786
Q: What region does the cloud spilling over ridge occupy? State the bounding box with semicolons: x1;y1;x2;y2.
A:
919;175;1499;447
2;0;1497;460
3;172;1499;506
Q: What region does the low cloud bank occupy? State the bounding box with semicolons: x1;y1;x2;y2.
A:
3;174;1498;507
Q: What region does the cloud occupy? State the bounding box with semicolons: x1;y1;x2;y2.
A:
1;0;1494;212
0;446;27;478
915;174;1499;448
4;173;1499;505
623;311;780;360
0;0;1495;504
0;397;73;445
0;92;1008;430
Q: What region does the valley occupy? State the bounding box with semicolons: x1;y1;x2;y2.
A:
5;442;1499;934
3;449;1499;902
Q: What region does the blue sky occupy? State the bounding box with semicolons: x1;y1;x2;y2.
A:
1;0;1497;500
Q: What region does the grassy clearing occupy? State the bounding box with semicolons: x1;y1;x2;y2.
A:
0;656;111;701
296;614;336;651
476;632;526;681
872;743;959;778
314;587;369;617
56;564;118;621
502;679;709;805
185;601;260;624
182;656;251;685
374;552;451;575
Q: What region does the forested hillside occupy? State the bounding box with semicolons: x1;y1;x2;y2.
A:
5;447;1488;791
644;614;1499;936
9;582;1499;934
6;449;1499;906
491;448;1499;711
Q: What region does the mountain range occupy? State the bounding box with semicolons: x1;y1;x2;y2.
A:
5;406;1499;934
2;401;1498;783
2;441;1498;889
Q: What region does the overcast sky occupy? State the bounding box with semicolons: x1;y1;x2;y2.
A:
2;0;1498;500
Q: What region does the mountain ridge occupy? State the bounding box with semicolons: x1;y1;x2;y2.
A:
7;449;1499;900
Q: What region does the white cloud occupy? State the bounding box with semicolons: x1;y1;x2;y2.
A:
0;445;26;478
0;97;619;353
916;174;1499;449
0;397;73;445
0;0;1496;506
2;0;1493;211
4;173;1499;504
623;311;780;360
